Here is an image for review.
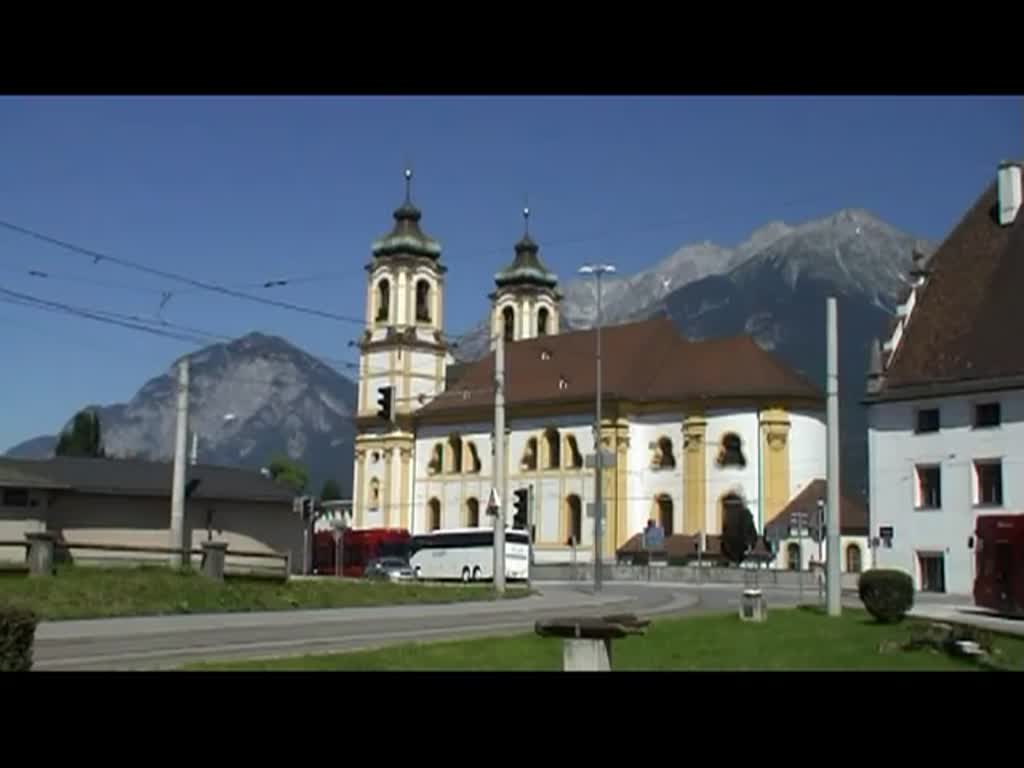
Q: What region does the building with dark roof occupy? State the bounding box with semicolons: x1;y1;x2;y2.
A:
351;174;833;564
865;160;1023;595
0;456;303;572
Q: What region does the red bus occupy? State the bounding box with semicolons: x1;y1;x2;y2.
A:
973;515;1024;617
313;527;411;578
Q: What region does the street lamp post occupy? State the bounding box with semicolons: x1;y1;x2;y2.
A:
579;263;615;593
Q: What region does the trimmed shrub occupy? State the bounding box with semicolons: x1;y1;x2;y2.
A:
0;606;39;672
858;569;914;623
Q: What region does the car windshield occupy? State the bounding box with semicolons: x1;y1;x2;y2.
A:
377;557;408;568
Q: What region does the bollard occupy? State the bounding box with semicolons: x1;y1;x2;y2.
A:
25;532;56;577
200;541;229;581
739;588;767;622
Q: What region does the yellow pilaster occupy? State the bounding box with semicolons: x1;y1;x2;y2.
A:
399;446;411;530
761;407;791;524
354;448;367;528
682;414;707;535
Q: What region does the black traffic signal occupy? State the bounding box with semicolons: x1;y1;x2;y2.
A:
512;488;529;530
376;385;393;422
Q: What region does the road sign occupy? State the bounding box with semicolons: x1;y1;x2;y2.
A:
486;487;501;516
584;450;616;469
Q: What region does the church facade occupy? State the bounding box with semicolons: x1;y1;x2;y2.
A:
352;175;829;562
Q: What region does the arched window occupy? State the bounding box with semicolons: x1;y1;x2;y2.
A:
543;427;560;470
537;307;550;336
654;436;676;469
448;433;463;474
428;498;442;531
503;306;515;343
427;443;443;475
466;497;480;528
564;434;583;469
787;542;801;571
369;477;380;508
376;279;390;322
415;280;431;322
521;436;538;471
846;544;862;574
717;433;747;468
656;495;674;536
719;492;745;534
466;442;481;474
566;494;583;546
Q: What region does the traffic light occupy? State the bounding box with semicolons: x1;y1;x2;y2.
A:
512;488;529;530
376;385;393;422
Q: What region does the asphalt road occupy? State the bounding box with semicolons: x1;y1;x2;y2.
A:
31;581;953;671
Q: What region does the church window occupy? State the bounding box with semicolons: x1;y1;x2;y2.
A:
428;498;442;531
717;432;747;468
448;433;463;474
537;307;550;336
653;436;676;469
564;434;583;469
503;306;515;343
369;477;380;508
466;442;482;474
565;495;583;545
427;443;443;475
521;437;538;471
376;279;390;323
655;494;674;536
543;427;560;470
416;280;432;323
466;497;480;528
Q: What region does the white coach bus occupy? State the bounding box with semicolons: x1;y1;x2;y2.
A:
410;528;530;583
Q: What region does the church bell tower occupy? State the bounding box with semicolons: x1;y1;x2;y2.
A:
352;170;450;530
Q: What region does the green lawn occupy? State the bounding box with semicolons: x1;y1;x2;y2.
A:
0;565;528;621
193;606;1024;671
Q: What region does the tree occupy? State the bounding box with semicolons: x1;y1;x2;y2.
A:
320;478;342;501
720;500;758;566
267;455;309;493
55;410;105;458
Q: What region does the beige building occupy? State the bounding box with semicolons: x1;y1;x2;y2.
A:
351;174;834;564
0;456;302;572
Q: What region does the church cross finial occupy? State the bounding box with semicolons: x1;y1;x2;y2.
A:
523;195;530;237
404;167;413;204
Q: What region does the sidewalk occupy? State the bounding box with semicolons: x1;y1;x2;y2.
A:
909;603;1024;638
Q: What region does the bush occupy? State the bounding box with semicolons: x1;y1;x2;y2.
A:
858;569;914;623
0;606;39;672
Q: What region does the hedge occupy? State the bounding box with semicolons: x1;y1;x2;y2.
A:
0;606;39;672
858;569;914;624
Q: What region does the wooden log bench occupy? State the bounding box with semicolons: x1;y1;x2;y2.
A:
535;613;650;671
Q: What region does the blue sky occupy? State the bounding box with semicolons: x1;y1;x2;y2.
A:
0;95;1019;448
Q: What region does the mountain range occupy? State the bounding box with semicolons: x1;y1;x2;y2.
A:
5;333;357;496
6;207;933;502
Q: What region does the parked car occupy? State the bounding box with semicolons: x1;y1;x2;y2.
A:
364;557;415;583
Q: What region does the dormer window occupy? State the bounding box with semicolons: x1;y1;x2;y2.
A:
558;377;568;391
540;349;552;361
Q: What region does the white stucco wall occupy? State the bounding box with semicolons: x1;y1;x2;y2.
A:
628;415;683;537
868;388;1024;595
704;410;761;533
788;409;828;499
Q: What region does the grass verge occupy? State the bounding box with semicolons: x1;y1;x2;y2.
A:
0;565;529;621
192;606;1024;671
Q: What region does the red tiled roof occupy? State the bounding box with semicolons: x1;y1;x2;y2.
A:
763;479;869;537
877;177;1024;396
418;317;822;420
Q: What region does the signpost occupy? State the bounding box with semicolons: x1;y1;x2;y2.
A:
791;510;808;604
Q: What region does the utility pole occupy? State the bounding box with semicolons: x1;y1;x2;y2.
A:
581;263;615;593
493;331;507;594
826;297;842;616
169;356;190;567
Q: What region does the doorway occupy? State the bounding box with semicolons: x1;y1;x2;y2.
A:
917;552;946;593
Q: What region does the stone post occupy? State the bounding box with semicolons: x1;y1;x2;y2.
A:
25;532;56;577
563;638;613;671
200;541;228;581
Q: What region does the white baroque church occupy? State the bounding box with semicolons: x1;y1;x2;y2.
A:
351;173;831;563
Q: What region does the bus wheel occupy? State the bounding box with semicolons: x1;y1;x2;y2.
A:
414;566;422;581
461;567;470;583
472;566;482;582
